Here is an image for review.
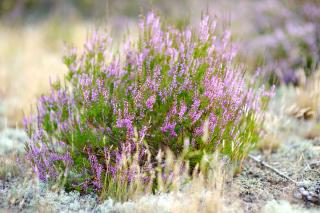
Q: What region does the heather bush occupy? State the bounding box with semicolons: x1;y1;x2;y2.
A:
245;0;320;85
24;13;272;199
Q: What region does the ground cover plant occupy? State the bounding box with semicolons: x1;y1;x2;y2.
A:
24;12;272;201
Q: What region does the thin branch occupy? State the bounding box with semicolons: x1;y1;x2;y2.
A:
248;154;298;185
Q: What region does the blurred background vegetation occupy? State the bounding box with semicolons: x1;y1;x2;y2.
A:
0;0;195;23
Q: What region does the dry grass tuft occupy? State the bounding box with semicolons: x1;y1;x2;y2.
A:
303;124;320;140
286;97;317;120
286;69;320;120
106;153;240;213
258;110;285;154
0;153;20;180
1;152;240;213
257;133;282;154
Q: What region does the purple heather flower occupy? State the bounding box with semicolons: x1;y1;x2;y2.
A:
139;125;148;139
91;89;99;101
161;121;177;137
146;95;156;109
178;102;187;120
83;89;90;103
199;16;210;43
88;153;104;190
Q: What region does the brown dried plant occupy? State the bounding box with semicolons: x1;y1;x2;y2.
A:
287;69;320;120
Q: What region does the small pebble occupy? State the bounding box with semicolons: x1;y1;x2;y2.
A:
301;190;308;197
307;195;313;201
309;192;316;197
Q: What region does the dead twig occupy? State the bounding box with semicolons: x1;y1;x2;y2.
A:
248;154;298;185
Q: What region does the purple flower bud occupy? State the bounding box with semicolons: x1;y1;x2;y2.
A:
146;95;156;109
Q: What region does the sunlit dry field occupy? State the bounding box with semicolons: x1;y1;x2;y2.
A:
0;19;89;126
